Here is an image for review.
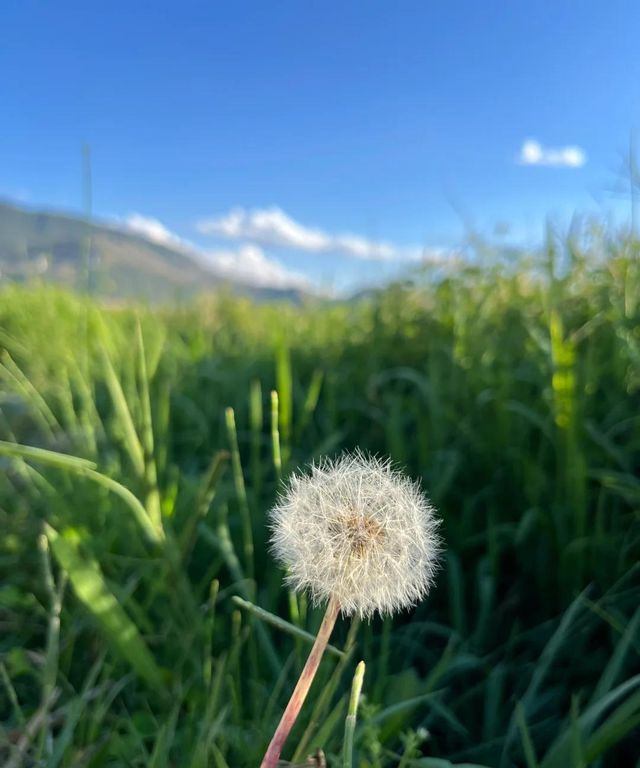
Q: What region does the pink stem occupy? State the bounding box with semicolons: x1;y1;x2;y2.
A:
260;596;340;768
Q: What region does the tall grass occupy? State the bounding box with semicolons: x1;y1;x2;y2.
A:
0;228;639;766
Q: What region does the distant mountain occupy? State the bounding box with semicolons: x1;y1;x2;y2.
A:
0;200;306;302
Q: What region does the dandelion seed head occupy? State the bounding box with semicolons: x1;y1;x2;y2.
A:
269;451;441;618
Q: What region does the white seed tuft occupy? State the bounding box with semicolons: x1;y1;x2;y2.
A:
269;451;441;618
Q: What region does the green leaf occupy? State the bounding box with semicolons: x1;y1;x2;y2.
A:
516;701;540;768
501;588;587;765
45;523;165;692
590;606;640;703
541;674;640;767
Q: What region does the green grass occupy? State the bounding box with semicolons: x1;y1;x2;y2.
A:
0;228;639;766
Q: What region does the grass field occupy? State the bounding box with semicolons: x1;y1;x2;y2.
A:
0;229;639;767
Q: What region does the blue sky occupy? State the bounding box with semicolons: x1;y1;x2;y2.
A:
2;1;639;291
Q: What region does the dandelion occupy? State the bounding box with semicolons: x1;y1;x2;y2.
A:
261;451;441;768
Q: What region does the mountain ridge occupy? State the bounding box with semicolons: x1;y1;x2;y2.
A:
0;200;306;302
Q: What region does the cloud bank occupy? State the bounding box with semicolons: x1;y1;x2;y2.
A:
518;139;586;168
123;213;308;290
196;206;423;261
200;244;309;290
126;213;187;248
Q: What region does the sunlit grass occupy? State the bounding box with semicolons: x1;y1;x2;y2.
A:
0;228;639;766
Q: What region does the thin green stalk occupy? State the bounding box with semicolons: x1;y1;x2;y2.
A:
39;532;66;702
0;440;96;471
516;702;540;768
270;390;282;483
231;596;344;658
135;320;163;533
0;662;25;727
343;661;365;768
0;440;162;543
249;378;263;495
274;338;292;465
180;450;229;562
3;688;60;768
225;407;254;583
98;343;145;477
297;368;324;438
203;579;219;688
199;518;280;678
0;353;60;436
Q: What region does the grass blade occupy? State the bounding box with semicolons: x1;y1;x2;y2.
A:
231;596;344;659
45;523;165;691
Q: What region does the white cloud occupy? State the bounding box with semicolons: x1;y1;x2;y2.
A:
196;206;422;261
122;213;308;291
125;213;187;248
198;244;310;291
518;139;586;168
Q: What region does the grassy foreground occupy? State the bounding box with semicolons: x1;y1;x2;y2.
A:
0;234;639;766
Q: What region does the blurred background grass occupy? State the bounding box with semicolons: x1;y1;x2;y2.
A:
0;225;639;767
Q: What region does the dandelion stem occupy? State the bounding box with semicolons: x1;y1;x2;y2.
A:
260;595;340;768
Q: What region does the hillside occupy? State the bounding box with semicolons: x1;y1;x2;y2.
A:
0;200;304;302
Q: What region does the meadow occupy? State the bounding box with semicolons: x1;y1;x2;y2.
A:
0;227;639;767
